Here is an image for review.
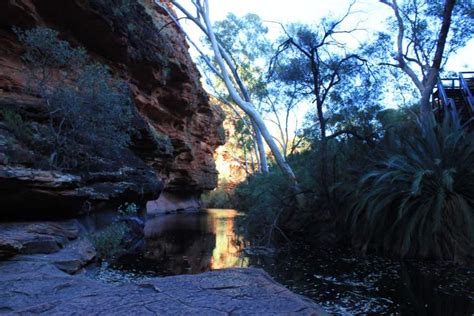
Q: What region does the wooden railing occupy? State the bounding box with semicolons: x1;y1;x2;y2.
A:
459;72;474;111
436;78;460;124
460;71;474;79
439;78;460;89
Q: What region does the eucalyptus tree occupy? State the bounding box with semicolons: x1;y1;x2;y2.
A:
203;13;272;173
211;14;307;160
325;73;385;145
262;83;306;158
377;0;473;120
160;0;298;184
268;5;371;202
211;95;261;176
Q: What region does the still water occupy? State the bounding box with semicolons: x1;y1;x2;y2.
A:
106;209;474;315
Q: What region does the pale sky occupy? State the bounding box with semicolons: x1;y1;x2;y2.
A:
206;0;381;23
180;0;473;71
180;0;389;47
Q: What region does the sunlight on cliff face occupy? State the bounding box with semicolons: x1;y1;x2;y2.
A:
214;146;247;187
208;209;249;269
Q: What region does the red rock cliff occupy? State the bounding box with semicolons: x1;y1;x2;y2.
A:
0;0;224;214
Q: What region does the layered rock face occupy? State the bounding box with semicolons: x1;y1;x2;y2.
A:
0;0;224;215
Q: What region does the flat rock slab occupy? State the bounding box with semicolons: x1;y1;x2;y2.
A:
0;261;326;315
10;238;96;274
0;220;81;259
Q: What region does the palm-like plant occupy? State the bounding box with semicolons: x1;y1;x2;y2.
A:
347;114;474;261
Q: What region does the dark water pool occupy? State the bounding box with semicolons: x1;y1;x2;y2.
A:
101;209;474;315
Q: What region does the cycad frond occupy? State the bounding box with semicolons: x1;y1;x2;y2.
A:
346;113;474;261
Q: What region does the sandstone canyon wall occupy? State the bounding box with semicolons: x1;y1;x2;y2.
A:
0;0;225;216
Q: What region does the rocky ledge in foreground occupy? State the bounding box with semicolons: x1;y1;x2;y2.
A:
0;221;326;315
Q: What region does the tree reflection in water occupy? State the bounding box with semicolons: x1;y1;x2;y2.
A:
111;209;473;315
116;209;248;276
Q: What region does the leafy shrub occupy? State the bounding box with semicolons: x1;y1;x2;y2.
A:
232;139;370;244
111;0;132;17
90;0;172;64
0;109;32;144
148;127;174;155
14;27;87;73
346;114;474;261
201;186;233;209
15;27;134;169
91;222;130;260
44;63;133;165
234;169;299;244
118;202;139;216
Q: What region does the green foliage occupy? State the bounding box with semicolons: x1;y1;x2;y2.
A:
13;27;87;71
233;147;327;240
202;13;273;103
127;23;137;32
0;109;32;144
91;222;130;260
118;202;139;216
370;0;474;100
233;131;375;243
90;0;171;64
206;7;474;262
212;13;271;98
234;170;294;244
214;13;271;59
47;63;133;145
148;127;173;155
404;0;473;62
271;22;365;96
111;0;132;17
216;125;226;142
15;27;134;169
346;114;474;261
376;106;418;131
202;185;233;209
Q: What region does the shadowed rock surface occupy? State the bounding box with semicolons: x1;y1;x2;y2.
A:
0;220;82;258
0;220;326;315
0;220;96;275
0;262;325;315
0;166;163;216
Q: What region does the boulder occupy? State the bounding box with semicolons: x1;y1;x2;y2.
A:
0;238;22;259
11;238;96;274
0;220;82;256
